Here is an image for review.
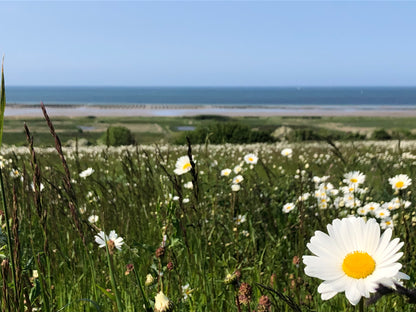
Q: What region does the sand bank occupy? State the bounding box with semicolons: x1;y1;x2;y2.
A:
4;103;416;118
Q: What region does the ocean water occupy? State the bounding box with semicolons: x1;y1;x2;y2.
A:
5;86;416;107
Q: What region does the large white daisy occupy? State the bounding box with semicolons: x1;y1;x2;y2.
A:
303;217;408;305
388;174;412;191
173;156;192;175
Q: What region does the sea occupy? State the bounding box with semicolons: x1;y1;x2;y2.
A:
5;86;416;108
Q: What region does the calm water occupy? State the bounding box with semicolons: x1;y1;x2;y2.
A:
5;86;416;106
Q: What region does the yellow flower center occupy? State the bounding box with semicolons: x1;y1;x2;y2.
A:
183;163;191;170
350;178;358;183
248;157;253;162
342;251;375;279
395;181;404;189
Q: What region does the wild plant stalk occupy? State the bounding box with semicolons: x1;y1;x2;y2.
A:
40;102;86;245
0;56;20;310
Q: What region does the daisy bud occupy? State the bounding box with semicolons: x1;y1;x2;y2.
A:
144;274;155;287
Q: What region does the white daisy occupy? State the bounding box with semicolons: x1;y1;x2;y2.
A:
79;167;94;178
364;202;380;215
343;171;365;186
232;175;244;184
221;168;232;177
380;218;394;230
173;156;192;175
356;206;368;216
281;148;293;157
244;153;258;164
375;208;390;220
303;217;408;305
182;283;193;300
234;214;246;225
388;174;412;191
94;230;124;251
231;184;241;192
10;169;20;179
233;164;243;174
282;203;295;213
88;215;99;223
183;181;193;189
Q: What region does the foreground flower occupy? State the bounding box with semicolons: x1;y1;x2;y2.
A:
79;167;94;178
174;156;192;175
388;174;411;191
244;153;258;164
303;217;408;305
154;291;173;312
94;230;124;253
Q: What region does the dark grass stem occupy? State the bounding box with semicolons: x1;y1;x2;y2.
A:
0;168;19;308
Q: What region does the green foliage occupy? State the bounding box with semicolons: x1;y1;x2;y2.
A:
175;121;276;144
285;126;366;142
102;126;135;146
371;128;392;140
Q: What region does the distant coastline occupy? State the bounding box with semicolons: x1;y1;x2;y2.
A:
5;86;416;117
5;102;416;118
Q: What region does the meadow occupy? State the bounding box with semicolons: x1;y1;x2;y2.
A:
1;121;416;311
2;69;416;311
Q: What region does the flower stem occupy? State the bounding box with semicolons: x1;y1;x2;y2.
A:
105;244;124;312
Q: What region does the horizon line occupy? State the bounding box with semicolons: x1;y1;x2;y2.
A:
6;85;416;88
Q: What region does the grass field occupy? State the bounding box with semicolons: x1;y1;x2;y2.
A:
1;122;416;311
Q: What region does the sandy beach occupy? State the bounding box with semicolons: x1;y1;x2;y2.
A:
5;103;416;118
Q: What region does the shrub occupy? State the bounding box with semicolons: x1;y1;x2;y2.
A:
103;126;135;146
371;129;391;140
175;122;275;144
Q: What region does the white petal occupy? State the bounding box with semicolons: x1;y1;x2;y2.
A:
303;256;344;280
345;279;362;305
363;218;380;255
373;229;392;259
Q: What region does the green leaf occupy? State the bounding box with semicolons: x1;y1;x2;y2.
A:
29;278;41;303
96;285;116;301
0;56;5;149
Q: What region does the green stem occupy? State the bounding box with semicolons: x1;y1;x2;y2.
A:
0;168;19;306
105;243;124;312
132;267;152;311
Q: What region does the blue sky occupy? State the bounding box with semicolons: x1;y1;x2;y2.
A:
1;1;416;86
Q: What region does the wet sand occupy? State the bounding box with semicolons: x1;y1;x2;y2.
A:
5;103;416;118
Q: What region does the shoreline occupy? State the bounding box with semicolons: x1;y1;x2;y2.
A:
5;103;416;118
